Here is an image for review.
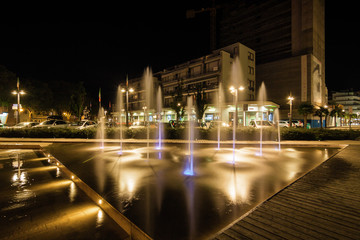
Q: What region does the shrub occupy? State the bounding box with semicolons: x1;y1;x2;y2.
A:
0;126;359;141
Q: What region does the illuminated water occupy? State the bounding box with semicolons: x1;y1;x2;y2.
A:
0;148;126;239
257;82;267;156
47;143;339;240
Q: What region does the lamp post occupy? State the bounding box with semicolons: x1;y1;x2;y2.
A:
12;78;25;124
230;85;244;163
288;96;294;127
121;77;134;127
230;86;245;128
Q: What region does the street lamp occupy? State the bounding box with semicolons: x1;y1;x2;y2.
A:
121;77;134;127
288;95;294;127
12;78;25;124
229;86;245;128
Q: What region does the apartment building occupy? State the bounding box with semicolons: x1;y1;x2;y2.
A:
218;0;326;119
123;43;278;126
332;90;360;115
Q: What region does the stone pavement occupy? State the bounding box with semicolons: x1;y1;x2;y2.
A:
213;144;360;239
1;139;359;240
0;145;128;240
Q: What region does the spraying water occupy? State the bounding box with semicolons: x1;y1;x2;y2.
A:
156;86;163;150
184;96;195;176
274;108;281;151
97;107;105;149
143;67;154;159
257;82;267;156
217;82;224;150
117;86;124;154
229;57;245;163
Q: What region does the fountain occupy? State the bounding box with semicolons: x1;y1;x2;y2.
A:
184;96;195;176
229;57;246;163
156;86;163;151
45;62;341;240
48;141;340;240
143;67;154;159
96;107;105;149
257;82;267;156
274;108;281;151
216;82;224;150
117;86;124;154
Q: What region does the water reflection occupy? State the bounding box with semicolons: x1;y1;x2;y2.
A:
69;182;77;202
96;209;104;228
47;143;340;240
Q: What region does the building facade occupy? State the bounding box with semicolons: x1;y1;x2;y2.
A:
218;0;326;119
119;43;279;126
332;90;360;115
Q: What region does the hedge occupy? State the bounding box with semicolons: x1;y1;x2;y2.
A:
0;126;359;141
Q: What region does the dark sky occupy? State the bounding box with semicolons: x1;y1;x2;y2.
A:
325;2;360;92
0;2;211;102
0;2;358;103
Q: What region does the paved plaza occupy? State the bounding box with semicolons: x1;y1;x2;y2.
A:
0;144;128;240
0;139;359;240
213;144;360;239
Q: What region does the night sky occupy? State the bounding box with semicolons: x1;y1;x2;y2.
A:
0;2;358;104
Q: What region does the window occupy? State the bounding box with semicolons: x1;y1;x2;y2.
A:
206;60;219;72
248;66;255;75
190;66;201;76
248;52;254;61
248;79;254;91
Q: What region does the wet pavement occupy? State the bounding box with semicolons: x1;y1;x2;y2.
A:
46;142;340;240
0;145;128;240
1;139;357;240
214;144;360;239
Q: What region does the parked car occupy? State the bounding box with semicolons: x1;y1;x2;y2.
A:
47;115;63;120
291;120;304;128
70;120;97;130
209;121;230;128
278;120;289;128
249;120;273;128
34;120;69;128
11;122;39;128
130;122;146;129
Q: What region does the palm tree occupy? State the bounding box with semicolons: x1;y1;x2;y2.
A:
314;107;328;128
323;108;329;128
297;102;314;128
345;113;357;128
329;104;344;127
329;109;337;127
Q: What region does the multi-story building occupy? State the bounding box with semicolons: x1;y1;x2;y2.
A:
218;0;326;119
332;90;360;115
122;43;279;126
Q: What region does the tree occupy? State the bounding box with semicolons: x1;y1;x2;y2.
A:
329;109;337;127
49;80;74;116
70;81;86;120
194;84;208;123
297;102;314;128
345;113;357;128
22;78;53;120
170;81;185;125
0;65;16;107
323;107;329;128
314;107;328;128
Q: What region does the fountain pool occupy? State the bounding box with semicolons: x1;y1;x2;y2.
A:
47;143;339;240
